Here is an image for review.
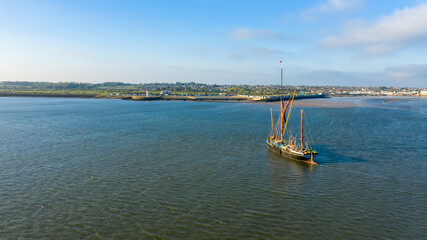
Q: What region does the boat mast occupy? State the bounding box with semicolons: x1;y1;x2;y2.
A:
280;101;284;140
301;109;304;150
270;108;275;138
280;60;283;103
280;60;284;141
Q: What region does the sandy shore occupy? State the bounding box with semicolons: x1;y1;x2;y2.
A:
292;99;357;108
261;96;424;108
258;98;358;108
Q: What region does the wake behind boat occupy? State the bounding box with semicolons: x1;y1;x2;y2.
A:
267;61;318;165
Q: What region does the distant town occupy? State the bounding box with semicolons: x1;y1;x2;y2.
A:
0;81;426;100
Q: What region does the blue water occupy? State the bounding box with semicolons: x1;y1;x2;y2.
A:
0;97;425;239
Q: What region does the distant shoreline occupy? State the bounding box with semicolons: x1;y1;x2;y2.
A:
0;92;424;108
0;92;327;102
0;92;99;98
0;92;255;102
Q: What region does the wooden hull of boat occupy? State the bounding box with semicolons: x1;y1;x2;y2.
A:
267;141;317;165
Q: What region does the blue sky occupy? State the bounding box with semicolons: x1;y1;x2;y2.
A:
0;0;426;87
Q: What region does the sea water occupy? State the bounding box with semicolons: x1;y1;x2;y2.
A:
0;97;425;239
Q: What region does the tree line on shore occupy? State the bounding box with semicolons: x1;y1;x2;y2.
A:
0;81;421;96
0;81;293;96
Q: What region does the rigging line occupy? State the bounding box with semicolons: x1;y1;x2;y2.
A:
303;121;312;150
270;108;275;138
307;113;315;149
280;95;292;140
282;90;296;135
304;111;316;151
274;112;281;136
301;111;309;150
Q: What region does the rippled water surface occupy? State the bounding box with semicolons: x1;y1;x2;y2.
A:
0;97;425;239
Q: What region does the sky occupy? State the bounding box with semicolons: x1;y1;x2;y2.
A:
0;0;426;87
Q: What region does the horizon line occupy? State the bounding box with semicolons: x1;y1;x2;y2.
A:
0;80;425;89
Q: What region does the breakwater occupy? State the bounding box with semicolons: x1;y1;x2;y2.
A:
265;94;327;102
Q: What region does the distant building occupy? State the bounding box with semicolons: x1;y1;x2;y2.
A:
381;91;395;95
146;90;150;97
397;91;413;96
160;91;172;95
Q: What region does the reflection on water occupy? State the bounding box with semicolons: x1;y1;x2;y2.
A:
0;97;425;239
266;151;316;172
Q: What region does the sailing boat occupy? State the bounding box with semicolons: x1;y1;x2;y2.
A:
266;61;318;165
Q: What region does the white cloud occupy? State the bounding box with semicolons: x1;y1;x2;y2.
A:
295;64;427;87
386;71;413;78
301;0;363;19
296;69;369;86
250;46;283;55
315;0;362;11
385;64;427;79
322;2;427;57
382;64;427;86
229;28;287;41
